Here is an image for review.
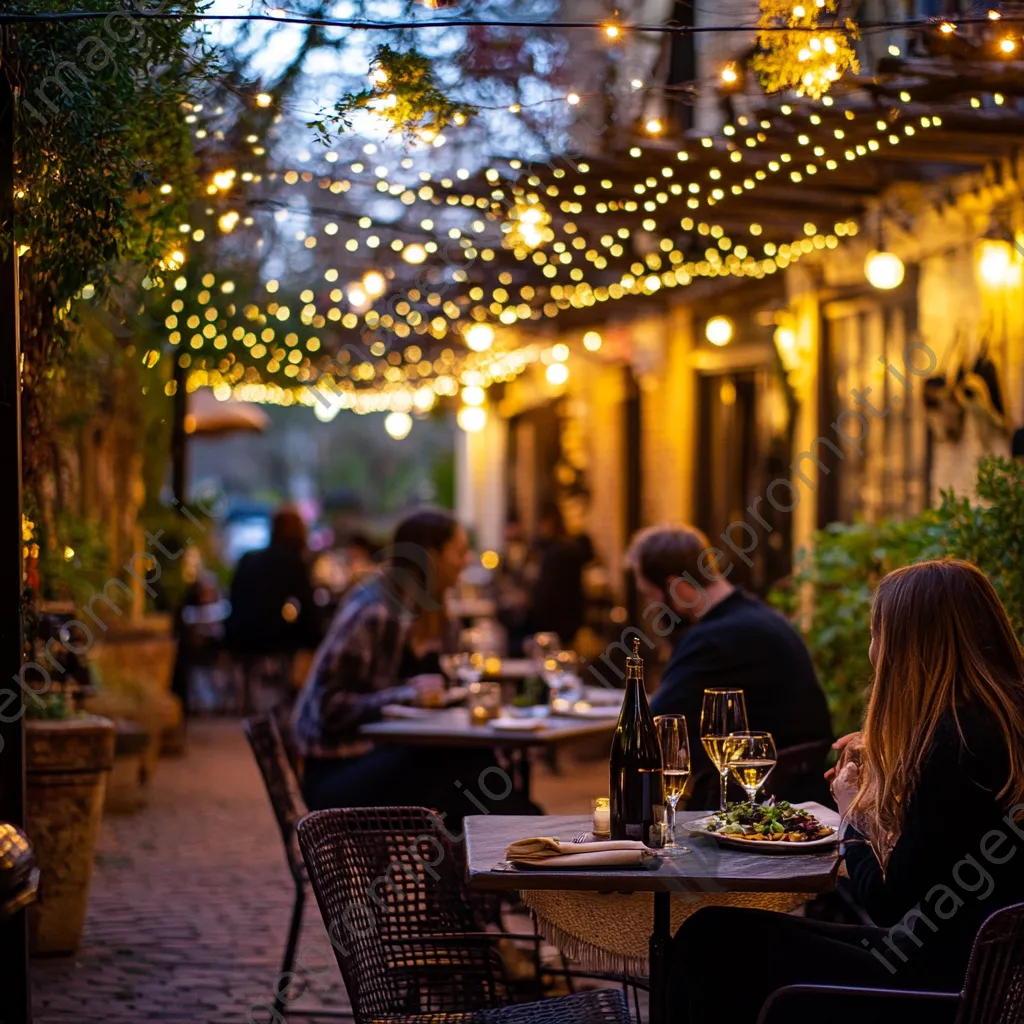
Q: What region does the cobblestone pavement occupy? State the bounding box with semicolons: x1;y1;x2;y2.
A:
31;718;606;1023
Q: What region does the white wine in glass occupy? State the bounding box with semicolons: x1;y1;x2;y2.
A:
700;689;749;812
727;731;777;806
655;715;690;852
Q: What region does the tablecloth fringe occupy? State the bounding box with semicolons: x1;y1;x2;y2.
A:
530;909;649;977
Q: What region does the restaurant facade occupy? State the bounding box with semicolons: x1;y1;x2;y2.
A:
455;98;1024;602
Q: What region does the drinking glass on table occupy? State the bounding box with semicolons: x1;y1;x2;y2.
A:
726;731;777;806
468;681;502;725
655;715;691;852
445;652;482;687
700;689;749;812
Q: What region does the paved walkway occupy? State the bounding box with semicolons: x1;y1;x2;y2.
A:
31;718;606;1023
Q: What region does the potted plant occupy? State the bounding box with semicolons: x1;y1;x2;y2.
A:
25;691;114;956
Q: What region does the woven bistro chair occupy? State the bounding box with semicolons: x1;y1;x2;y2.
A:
243;716;351;1019
468;990;630;1023
757;900;1024;1024
297;807;633;1024
298;806;517;1021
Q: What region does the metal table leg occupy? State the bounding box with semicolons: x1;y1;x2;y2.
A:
516;747;532;803
649;891;671;1024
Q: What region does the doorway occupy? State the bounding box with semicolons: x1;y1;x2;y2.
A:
696;368;793;594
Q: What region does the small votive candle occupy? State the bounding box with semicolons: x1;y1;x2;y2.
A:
592;797;611;838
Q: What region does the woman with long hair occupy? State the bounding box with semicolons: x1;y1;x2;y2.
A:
669;558;1024;1022
293;507;539;821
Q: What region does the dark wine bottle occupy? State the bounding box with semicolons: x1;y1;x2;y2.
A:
609;638;664;846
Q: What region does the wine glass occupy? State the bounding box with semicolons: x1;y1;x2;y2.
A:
655;715;690;853
449;652;482;687
726;731;777;807
700;689;749;812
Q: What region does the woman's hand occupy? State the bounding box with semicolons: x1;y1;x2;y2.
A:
824;731;863;786
409;674;446;707
831;760;860;819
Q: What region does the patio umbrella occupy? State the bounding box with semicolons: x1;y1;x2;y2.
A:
184;389;269;436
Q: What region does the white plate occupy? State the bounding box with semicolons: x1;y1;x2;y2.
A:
490;717;548;732
681;807;839;854
550;703;620;720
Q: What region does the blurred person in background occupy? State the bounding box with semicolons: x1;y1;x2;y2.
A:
226;505;323;709
522;501;594;648
171;566;230;716
293;507;540;822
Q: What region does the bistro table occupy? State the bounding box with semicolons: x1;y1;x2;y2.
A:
360;709;616;803
464;807;841;1024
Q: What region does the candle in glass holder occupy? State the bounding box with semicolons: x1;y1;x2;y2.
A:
592;797;611;838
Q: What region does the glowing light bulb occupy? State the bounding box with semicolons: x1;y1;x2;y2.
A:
255;92;272;107
705;316;734;346
384;412;413;440
583;330;602;351
402;244;427;264
461;386;485;406
864;251;905;290
604;23;621;39
465;323;495;352
457;405;487;432
567;93;581;106
546;362;569;385
1000;37;1016;53
939;21;955;33
646;118;663;134
721;64;739;85
978;240;1013;286
362;270;386;297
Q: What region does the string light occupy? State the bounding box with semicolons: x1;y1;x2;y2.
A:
465;323;495;352
603;23;621;39
384;411;413;439
705;316;734;346
149;81;955;418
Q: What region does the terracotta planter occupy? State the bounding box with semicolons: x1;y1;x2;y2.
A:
26;715;115;955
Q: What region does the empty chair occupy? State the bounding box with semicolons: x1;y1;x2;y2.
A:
243;715;349;1019
757;900;1024;1024
298;806;513;1021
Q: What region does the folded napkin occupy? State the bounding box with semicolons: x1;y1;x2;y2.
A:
505;836;655;868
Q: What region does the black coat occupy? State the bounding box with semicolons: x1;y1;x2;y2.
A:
225;543;322;657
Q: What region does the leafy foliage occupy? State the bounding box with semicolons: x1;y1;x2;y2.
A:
312;45;478;142
752;0;859;99
771;456;1024;736
2;0;218;508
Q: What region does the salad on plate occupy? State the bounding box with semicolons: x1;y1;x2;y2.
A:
703;800;836;844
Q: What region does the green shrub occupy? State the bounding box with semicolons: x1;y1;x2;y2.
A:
770;455;1024;737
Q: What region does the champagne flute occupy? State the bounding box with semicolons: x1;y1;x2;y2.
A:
727;731;777;806
655;715;690;852
700;689;749;812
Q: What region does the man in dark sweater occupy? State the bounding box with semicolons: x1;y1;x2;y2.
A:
628;525;833;808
